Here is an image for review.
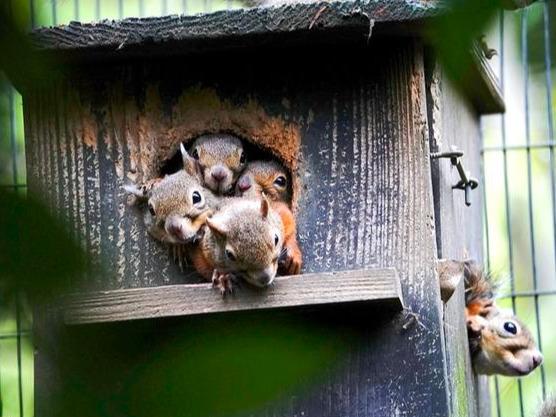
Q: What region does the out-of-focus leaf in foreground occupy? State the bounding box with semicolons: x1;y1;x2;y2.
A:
0;2;57;88
50;314;351;417
0;190;87;301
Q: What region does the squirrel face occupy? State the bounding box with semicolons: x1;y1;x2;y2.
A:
189;133;246;195
235;160;291;203
469;310;543;376
205;197;284;287
144;171;213;244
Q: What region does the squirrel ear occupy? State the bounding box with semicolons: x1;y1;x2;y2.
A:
180;143;197;176
260;194;270;219
123;183;147;199
206;218;227;239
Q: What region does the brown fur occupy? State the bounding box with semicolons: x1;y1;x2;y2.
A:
189;133;246;195
458;260;542;376
188;197;285;291
235;160;292;204
124;170;217;245
235;160;301;274
538;396;556;417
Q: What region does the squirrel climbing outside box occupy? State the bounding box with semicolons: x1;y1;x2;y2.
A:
18;2;503;417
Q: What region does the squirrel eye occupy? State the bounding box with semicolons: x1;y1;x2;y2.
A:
274;234;279;246
192;191;202;205
503;322;518;335
274;176;287;188
240;152;246;164
148;203;156;216
192;148;199;160
225;249;236;261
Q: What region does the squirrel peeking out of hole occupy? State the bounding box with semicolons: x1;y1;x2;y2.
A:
438;260;543;377
124;132;302;295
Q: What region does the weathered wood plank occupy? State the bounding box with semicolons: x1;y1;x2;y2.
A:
426;57;486;417
469;44;505;114
63;268;403;325
27;39;453;417
29;1;440;55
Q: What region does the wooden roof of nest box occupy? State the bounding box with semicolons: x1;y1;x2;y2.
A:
28;0;504;114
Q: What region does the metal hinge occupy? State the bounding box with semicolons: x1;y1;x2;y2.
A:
431;148;479;207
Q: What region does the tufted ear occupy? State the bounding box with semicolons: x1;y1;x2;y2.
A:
206;218;228;239
260;194;270;219
181;143;199;176
123;183;147;199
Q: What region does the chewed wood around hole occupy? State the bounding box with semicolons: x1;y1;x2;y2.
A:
123;89;303;291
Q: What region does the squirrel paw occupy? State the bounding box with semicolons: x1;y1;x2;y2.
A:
466;315;486;338
212;270;234;296
278;246;302;276
141;177;163;196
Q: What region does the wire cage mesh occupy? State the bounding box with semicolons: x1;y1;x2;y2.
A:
0;1;555;416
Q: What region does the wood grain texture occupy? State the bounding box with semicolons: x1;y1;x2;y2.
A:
29;1;439;56
26;39;453;417
426;57;486;417
63;268;403;324
469;44;505;114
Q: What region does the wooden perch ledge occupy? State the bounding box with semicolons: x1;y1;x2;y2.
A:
62;268;403;325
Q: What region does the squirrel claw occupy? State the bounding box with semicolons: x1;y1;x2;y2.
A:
212;270;234;296
278;246;302;276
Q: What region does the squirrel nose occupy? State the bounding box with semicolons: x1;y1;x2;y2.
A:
532;351;543;368
211;167;227;182
167;222;185;240
238;177;251;192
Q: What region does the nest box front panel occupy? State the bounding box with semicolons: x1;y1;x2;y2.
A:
25;36;454;417
24;39;435;295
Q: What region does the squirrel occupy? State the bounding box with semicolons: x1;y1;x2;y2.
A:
235;160;302;275
438;260;543;376
188;133;246;195
124;144;217;245
188;195;285;294
537;396;556;417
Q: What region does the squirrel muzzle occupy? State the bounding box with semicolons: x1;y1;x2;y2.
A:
242;264;278;288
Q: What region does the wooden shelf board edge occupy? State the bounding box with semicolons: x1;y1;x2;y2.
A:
62;268;404;325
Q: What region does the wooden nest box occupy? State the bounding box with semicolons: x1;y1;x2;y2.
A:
21;2;503;416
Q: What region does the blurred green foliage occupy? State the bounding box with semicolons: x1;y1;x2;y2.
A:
1;0;555;417
0;190;87;303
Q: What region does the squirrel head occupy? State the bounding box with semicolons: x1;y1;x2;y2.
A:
235;160;291;204
125;170;214;244
188;133;246;195
205;196;284;287
469;309;543;376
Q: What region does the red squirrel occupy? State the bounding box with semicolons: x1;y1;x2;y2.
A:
235;160;302;275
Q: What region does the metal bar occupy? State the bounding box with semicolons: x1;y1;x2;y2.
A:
162;0;168;14
0;332;31;340
29;0;35;29
500;10;525;416
8;87;18;189
543;0;556;288
522;7;547;401
118;0;123;18
139;0;145;17
182;0;188;14
74;0;80;20
0;184;27;188
499;288;556;298
482;141;556;151
494;376;502;417
95;0;101;20
15;297;24;417
480;121;491;270
492;13;504;417
51;0;57;25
